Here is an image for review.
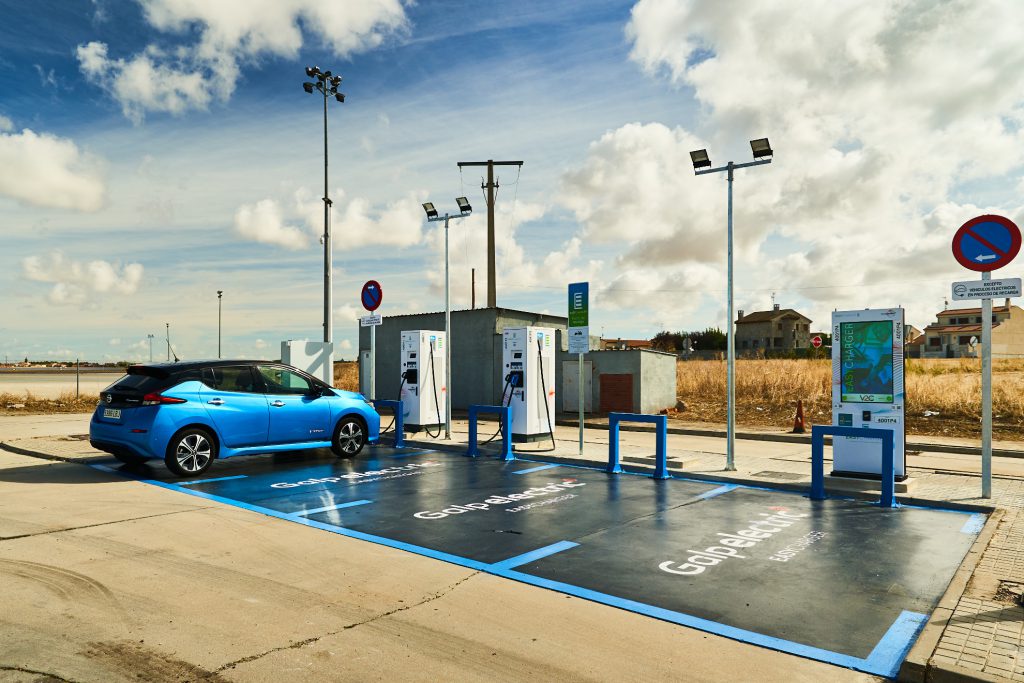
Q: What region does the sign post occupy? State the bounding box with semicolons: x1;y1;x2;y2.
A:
951;215;1022;499
361;280;383;400
568;282;589;455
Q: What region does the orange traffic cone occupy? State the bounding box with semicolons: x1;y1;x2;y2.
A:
792;399;806;434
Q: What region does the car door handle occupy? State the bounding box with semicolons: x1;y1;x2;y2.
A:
271;400;286;407
207;398;225;405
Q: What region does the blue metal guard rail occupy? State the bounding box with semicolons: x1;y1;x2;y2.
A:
371;399;404;449
607;412;670;479
467;405;513;461
811;425;896;508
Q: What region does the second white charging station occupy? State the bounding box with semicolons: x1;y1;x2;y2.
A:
502;326;556;443
400;330;446;433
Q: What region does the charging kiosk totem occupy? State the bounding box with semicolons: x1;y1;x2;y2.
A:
502;327;556;443
831;308;906;480
399;330;446;433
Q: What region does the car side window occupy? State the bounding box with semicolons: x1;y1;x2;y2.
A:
257;365;311;395
202;366;260;393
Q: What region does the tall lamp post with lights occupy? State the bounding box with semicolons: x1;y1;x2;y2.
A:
422;197;473;439
217;290;223;359
147;334;154;362
690;137;774;471
302;66;345;381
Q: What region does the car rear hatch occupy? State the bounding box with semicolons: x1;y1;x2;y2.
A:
96;366;173;424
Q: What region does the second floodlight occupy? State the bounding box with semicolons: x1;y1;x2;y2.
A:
422;202;438;219
690;149;711;170
750;138;773;159
456;196;471;214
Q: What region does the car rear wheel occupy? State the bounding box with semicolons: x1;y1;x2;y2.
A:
165;428;216;477
331;416;366;458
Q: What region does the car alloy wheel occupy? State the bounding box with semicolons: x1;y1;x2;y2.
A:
332;417;365;457
164;428;217;477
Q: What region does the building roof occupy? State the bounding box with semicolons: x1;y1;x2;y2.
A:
736;308;811;324
924;323;991;333
907;336;925;346
938;306;1012;316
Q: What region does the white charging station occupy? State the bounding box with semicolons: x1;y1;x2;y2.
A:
502;326;556;443
831;308;906;479
399;330;446;432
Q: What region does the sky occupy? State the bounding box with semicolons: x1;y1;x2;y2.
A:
2;0;1024;363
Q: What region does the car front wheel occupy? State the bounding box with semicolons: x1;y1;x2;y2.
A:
165;428;217;477
331;416;366;458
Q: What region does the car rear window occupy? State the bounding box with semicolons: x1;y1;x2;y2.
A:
106;373;166;394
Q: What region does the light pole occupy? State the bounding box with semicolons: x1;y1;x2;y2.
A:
690;137;774;471
303;66;345;382
147;334;154;362
217;290;223;359
165;322;170;362
422;197;473;439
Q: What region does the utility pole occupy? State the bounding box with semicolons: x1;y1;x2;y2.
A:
456;159;523;308
471;268;476;309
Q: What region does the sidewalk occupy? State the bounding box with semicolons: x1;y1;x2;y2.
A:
4;415;1024;681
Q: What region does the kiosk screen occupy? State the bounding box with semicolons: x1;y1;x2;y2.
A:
840;321;894;403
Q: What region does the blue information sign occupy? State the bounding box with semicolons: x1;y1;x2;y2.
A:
952;215;1021;272
361;280;383;312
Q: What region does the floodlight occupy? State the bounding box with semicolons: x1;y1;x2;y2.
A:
422;202;438;219
331;76;341;87
305;66;318;77
303;82;314;93
750;137;773;159
456;196;471;214
335;93;345;103
690;149;711;170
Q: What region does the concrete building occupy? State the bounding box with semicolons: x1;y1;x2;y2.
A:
358;308;676;415
735;304;812;353
921;300;1024;358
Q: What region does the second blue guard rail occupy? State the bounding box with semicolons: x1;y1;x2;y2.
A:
607;412;670;479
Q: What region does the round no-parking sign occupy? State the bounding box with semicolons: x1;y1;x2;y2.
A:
952;215;1021;272
361;280;383;312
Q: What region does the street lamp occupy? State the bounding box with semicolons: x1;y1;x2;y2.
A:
422;196;473;439
147;334;154;362
217;290;223;359
691;137;774;471
302;65;346;383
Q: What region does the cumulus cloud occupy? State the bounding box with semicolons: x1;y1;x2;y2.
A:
236;188;426;251
0;128;105;211
554;0;1024;330
234;199;310;250
22;252;144;305
77;1;408;122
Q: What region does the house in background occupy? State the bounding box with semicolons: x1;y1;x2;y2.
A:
735;304;812;354
921;299;1024;358
904;325;924;358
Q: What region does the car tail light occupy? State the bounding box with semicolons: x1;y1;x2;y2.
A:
141;392;187;406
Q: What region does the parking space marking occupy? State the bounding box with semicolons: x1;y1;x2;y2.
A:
511;463;562;475
695;484;738;500
961;513;986;534
296;499;373;516
386;449;440;459
490;541;579;571
177;475;248;485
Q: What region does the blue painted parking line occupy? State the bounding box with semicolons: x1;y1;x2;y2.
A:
512;463;562;475
296;499;373;516
177;474;248;485
491;541;579;571
696;484;738;500
961;513;986;534
387;449;440;459
863;610;929;677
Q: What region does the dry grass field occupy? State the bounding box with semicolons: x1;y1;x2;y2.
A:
676;358;1024;439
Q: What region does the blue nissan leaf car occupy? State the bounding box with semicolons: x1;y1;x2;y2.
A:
90;360;380;477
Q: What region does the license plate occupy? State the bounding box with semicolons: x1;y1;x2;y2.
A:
103;408;121;419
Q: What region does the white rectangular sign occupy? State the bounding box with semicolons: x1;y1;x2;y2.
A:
359;314;382;327
952;277;1022;301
